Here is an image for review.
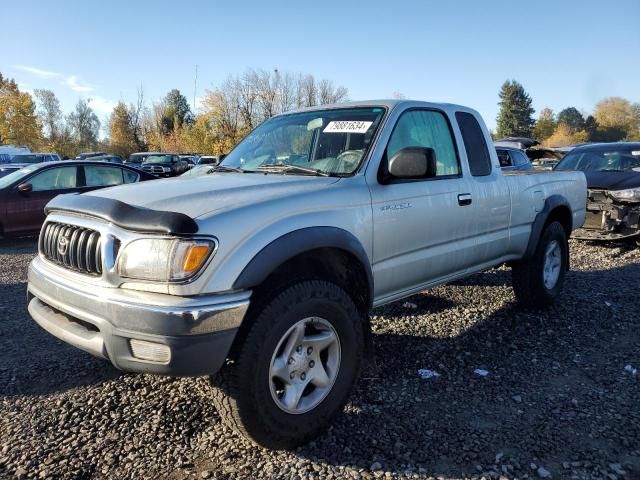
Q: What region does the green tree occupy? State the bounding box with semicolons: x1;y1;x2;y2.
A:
496;80;535;138
34;89;63;144
0;74;42;148
584;115;598;140
109;101;137;157
557;107;585;133
533;107;556;141
67;99;100;151
161;89;192;133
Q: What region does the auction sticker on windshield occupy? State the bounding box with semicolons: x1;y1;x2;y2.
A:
323;121;373;134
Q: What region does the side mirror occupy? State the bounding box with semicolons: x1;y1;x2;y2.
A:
17;183;32;193
387;147;437;181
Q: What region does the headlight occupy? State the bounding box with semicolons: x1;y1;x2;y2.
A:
117;238;215;281
609;187;640;202
162;166;171;173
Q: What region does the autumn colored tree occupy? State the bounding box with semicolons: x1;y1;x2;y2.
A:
543;123;589;147
496;80;535;138
0;74;42;148
533;107;556;141
109;101;137;157
594;97;640;140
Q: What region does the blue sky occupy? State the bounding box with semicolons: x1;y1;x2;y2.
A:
2;0;639;132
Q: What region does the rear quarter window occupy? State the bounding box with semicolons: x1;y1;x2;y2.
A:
455;112;492;176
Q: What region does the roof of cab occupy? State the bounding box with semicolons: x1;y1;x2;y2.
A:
280;99;477;116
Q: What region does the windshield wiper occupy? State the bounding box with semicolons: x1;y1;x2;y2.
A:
257;163;330;177
210;165;245;173
599;168;625;172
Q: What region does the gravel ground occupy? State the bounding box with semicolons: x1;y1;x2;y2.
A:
0;238;638;480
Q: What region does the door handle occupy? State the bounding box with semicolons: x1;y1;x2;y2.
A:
458;193;472;206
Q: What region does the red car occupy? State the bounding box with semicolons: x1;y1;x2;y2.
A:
0;161;156;237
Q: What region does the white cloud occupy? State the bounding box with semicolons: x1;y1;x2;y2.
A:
13;65;61;79
63;75;93;93
87;96;117;115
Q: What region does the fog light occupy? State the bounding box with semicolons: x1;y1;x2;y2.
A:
129;339;171;364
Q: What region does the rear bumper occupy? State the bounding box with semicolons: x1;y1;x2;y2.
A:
27;257;250;376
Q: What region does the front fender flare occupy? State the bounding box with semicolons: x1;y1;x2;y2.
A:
232;227;373;306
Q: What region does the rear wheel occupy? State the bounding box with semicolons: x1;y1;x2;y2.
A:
211;280;363;449
512;221;568;306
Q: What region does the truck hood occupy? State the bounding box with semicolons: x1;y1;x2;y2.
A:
584;171;640;191
84;173;340;218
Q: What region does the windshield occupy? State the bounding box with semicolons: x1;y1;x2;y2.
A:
0;165;38;189
221;107;386;175
556;146;640;172
144;155;173;164
9;154;43;164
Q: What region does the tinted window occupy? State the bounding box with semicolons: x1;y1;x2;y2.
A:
85;166;124;187
456;112;492;176
30;167;77;191
387;110;460;176
123;169;139;183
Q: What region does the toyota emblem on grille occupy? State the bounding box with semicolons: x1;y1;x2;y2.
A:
57;234;70;256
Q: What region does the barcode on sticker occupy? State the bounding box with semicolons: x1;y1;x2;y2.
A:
323;121;373;134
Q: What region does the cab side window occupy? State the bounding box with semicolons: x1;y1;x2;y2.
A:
386;110;460;177
456;111;492;176
30;167;77;191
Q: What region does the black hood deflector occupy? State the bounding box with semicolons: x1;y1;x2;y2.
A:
45;194;199;234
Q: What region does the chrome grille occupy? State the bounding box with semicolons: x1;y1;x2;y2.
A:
40;222;103;275
141;165;165;175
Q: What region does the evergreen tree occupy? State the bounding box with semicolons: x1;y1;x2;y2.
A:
557;107;585;133
496;80;535;138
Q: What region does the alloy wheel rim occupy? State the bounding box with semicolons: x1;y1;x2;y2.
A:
543;240;562;289
268;317;341;414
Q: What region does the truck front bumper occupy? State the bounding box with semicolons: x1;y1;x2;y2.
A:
27;256;250;376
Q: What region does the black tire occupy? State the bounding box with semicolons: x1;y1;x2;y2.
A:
211;280;364;449
512;221;568;307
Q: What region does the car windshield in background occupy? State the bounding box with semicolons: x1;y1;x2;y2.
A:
0;165;38;189
9;154;42;164
556;147;640;172
220;107;386;176
144;155;172;164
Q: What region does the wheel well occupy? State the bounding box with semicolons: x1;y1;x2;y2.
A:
228;247;373;360
546;205;572;238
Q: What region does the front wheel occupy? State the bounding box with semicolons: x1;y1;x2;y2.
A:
211;280;364;449
512;221;568;307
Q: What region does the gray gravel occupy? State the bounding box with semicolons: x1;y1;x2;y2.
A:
1;237;639;479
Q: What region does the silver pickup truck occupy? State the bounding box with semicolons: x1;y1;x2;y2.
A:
27;100;586;449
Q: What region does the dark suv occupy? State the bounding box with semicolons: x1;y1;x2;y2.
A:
140;153;191;177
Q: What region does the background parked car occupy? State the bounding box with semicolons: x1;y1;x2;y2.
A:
92;155;124;164
0;153;61;178
0;145;31;164
75;152;106;160
555;142;640;244
0;161;156;237
495;146;533;171
140;153;190;177
197;155;221;166
125;152;155;168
